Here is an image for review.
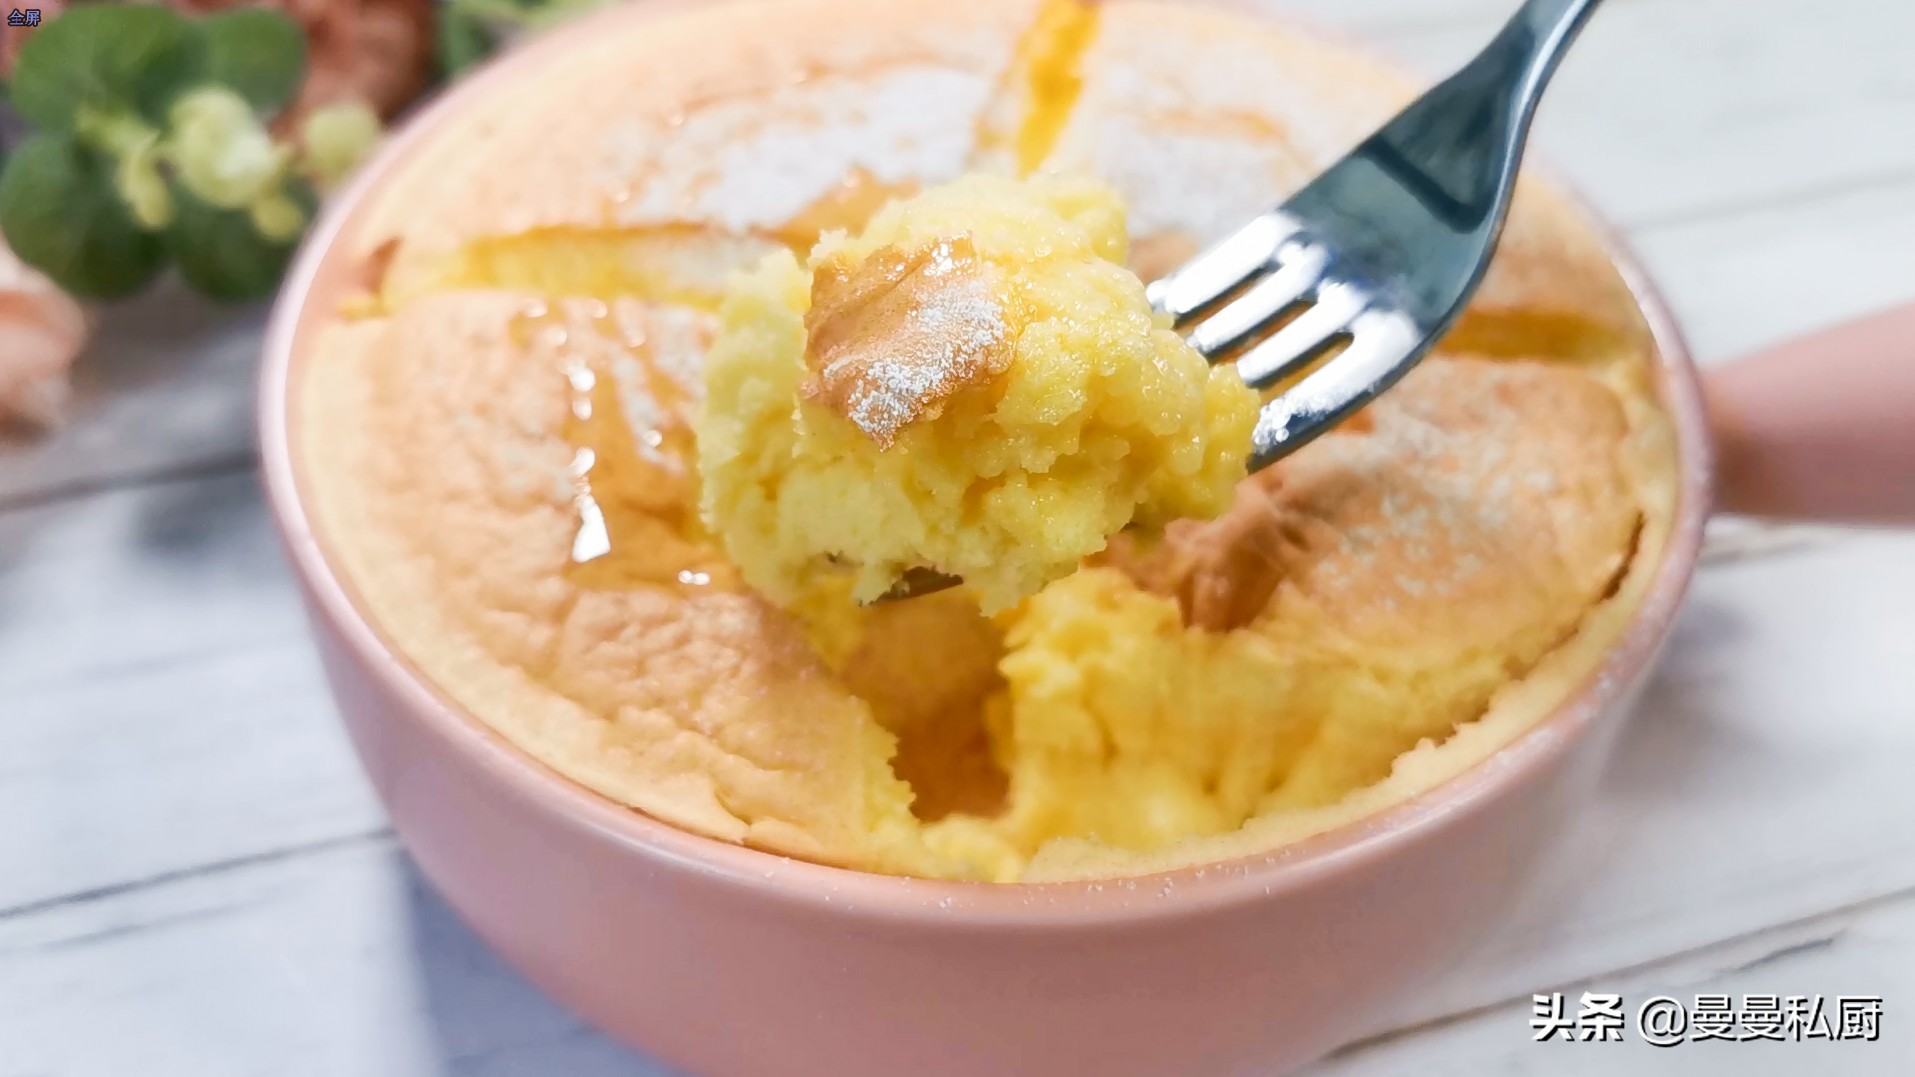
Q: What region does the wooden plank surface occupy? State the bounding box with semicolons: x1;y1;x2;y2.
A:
1363;532;1915;1033
1372;0;1915;232
1324;889;1915;1074
0;835;676;1077
1635;182;1915;364
0;284;264;509
3;0;1913;1072
0;473;386;915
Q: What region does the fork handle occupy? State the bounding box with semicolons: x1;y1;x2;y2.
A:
1706;300;1915;525
1366;0;1602;235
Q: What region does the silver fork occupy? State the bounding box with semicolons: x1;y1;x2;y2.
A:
1149;0;1602;471
879;0;1602;602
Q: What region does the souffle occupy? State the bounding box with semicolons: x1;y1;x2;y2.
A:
299;0;1677;881
701;173;1257;612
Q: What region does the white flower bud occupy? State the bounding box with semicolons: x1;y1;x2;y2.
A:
248;191;307;241
113;137;174;230
166;87;290;210
299;100;383;192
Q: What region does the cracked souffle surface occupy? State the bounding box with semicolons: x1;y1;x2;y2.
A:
699;173;1258;612
298;0;1677;882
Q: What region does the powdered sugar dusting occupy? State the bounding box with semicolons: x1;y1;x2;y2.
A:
1044;5;1410;246
602;67;997;234
837;272;1006;442
801;235;1013;447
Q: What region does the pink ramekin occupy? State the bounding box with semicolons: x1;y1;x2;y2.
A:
257;6;1713;1073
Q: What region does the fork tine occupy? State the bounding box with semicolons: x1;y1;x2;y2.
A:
1185;243;1327;360
1249;307;1421;469
1233;280;1368;389
1146;211;1302;323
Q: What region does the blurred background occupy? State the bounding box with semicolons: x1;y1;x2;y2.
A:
1;0;1911;1074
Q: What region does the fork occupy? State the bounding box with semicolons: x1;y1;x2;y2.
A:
880;0;1602;602
1149;0;1602;471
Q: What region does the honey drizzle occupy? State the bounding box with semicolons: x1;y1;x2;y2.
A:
774;167;920;254
512;301;737;595
976;0;1100;175
564;361;615;564
430;224;771;313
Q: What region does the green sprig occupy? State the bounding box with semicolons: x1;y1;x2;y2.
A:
166;184;307;301
8;4;203;130
0;3;376;302
199;8;306;115
0;132;166;298
436;0;617;76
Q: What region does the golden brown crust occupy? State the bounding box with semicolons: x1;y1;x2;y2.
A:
1103;357;1640;653
345;0;1047;296
302;292;935;866
801;235;1017;447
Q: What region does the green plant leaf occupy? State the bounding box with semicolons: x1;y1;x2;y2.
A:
200;8;306;115
436;5;502;78
9;4;203;129
164;184;302;301
0;132;166;298
522;0;619;34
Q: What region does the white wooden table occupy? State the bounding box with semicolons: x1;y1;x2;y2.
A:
4;1;1913;1073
